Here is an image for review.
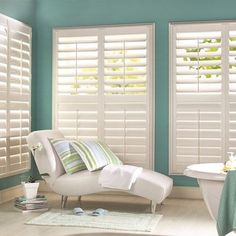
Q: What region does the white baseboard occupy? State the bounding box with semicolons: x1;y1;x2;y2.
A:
38;180;52;192
0;185;23;204
38;181;203;200
169;186;203;199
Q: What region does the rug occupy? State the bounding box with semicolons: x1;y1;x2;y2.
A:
26;210;162;232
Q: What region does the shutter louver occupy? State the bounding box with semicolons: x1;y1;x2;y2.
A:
0;14;31;178
170;24;224;174
54;25;154;169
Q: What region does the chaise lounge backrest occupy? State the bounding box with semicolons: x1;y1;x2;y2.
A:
27;130;66;186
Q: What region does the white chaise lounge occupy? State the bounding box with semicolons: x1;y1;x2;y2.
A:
27;130;173;212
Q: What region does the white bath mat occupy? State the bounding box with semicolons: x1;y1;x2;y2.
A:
26;210;162;232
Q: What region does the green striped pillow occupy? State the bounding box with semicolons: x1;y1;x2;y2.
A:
71;140;122;171
49;139;87;174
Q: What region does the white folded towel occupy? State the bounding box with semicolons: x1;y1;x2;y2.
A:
98;164;143;190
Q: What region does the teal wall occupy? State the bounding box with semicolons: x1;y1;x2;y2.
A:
0;0;37;190
35;0;236;186
2;0;236;190
0;0;35;24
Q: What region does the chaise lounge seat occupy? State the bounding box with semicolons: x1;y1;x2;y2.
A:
27;130;173;212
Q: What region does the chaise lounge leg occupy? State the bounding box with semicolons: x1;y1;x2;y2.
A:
151;200;157;214
61;195;68;209
78;196;82;203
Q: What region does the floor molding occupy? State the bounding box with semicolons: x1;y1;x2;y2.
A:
38;180;51;192
0;185;23;204
169;186;203;199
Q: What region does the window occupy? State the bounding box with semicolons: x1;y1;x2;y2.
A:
170;21;236;174
53;24;154;169
0;14;32;178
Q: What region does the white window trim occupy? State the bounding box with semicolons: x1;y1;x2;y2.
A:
52;23;155;170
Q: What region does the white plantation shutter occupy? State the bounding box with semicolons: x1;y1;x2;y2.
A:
53;25;154;169
170;22;236;174
0;14;31;178
228;23;236;154
0;15;8;175
103;29;150;167
170;23;225;174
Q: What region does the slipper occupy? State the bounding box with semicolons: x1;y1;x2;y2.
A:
91;208;108;216
73;207;84;216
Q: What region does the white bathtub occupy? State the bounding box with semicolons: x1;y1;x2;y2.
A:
184;163;226;220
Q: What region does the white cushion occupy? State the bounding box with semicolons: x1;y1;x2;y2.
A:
71;140;122;171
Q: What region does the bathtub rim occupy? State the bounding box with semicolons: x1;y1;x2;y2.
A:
184;163;226;181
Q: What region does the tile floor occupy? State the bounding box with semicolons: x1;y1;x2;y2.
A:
0;192;218;236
